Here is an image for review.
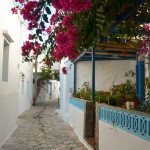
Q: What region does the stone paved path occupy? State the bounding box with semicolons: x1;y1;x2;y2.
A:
0;99;87;150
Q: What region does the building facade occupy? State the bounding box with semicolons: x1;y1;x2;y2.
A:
0;0;33;147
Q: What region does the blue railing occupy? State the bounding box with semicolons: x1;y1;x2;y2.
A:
99;105;150;141
69;97;85;111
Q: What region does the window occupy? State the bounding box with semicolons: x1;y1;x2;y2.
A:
2;40;9;82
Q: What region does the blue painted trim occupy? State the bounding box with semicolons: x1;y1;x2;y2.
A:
99;105;150;141
92;47;95;105
69;97;85;111
74;50;87;63
138;61;145;102
78;58;136;61
136;64;139;97
74;63;76;95
95;49;136;55
79;56;136;60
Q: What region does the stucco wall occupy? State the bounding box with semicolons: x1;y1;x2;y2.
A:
69;103;93;150
51;80;60;99
76;60;136;91
37;80;60;101
18;65;33;114
0;0;32;147
69;105;84;139
18;23;33;114
0;93;18;147
60;59;74;121
99;120;150;150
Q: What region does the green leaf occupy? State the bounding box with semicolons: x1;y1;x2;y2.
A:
45;7;51;14
96;14;106;19
96;24;103;31
36;29;42;35
43;14;49;23
97;7;104;13
40;21;45;29
39;36;43;42
32;34;36;39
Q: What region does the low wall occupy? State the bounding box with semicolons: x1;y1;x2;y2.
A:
97;103;150;150
69;97;85;139
69;97;93;150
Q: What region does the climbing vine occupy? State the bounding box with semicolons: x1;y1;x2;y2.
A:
12;0;150;67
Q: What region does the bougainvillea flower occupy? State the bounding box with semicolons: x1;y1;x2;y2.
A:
62;67;67;74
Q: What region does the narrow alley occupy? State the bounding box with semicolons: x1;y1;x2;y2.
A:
0;99;87;150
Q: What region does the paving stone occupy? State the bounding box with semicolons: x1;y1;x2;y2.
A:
0;99;87;150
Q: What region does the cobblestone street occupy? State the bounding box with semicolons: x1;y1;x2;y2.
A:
0;100;87;150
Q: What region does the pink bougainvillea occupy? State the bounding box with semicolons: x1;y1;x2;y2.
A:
28;34;32;40
62;67;67;74
21;41;41;56
45;26;51;34
144;24;150;36
141;40;148;54
11;6;19;14
12;0;92;72
15;0;24;3
50;12;59;25
45;58;51;65
140;24;150;55
20;1;38;21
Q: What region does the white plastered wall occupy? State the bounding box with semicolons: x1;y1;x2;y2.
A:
69;105;84;138
99;121;150;150
60;60;136;121
0;0;20;147
76;60;136;91
69;104;94;150
0;0;33;146
60;59;74;121
37;80;60;101
18;23;33;115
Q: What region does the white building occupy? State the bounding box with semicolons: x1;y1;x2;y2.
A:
59;58;136;120
0;0;33;147
33;56;60;102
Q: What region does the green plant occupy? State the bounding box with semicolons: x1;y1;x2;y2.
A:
95;91;110;104
74;82;92;101
110;70;137;106
145;77;150;100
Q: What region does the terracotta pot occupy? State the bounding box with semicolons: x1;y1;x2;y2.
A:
33;96;36;106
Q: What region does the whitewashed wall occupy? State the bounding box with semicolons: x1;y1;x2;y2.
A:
99;121;150;150
18;62;33;114
18;23;33;114
76;60;136;91
0;0;20;147
69;100;93;150
60;59;74;121
69;105;84;138
51;80;60;99
37;80;60;101
0;0;33;147
60;60;136;121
